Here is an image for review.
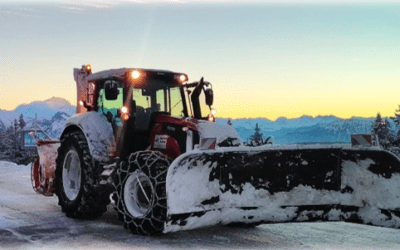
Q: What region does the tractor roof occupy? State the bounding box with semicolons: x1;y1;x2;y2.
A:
87;68;181;83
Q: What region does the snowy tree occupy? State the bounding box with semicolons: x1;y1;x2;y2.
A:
389;106;400;144
1;123;15;158
0;129;6;151
371;114;392;149
14;119;21;151
19;114;26;130
249;123;263;146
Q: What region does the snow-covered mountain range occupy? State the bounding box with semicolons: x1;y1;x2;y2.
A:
217;116;376;144
1;97;377;143
0;97;75;139
0;97;75;127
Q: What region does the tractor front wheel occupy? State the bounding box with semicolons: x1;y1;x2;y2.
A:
113;151;171;235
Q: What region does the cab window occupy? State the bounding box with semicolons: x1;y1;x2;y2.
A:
170;87;184;118
97;80;123;118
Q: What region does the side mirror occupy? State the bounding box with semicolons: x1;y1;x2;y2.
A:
205;88;214;106
105;82;119;100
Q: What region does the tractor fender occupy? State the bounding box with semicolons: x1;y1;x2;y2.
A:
61;112;115;163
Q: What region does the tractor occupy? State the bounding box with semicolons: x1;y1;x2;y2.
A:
30;65;400;235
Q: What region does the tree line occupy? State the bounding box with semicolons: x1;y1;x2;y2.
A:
370;106;400;157
0;114;35;164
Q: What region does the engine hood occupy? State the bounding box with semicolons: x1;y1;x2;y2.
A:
197;122;243;147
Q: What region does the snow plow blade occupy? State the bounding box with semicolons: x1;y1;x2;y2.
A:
164;146;400;233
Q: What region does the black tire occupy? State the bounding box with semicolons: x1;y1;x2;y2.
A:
112;151;171;235
55;130;111;219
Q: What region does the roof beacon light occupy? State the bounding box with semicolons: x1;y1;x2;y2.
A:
85;64;92;74
132;70;140;79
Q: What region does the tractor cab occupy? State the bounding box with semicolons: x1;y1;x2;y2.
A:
74;65;214;158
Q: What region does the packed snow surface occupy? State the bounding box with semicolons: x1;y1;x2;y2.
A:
0;161;398;249
1;161;400;249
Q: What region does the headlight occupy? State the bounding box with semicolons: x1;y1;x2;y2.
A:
121;106;128;114
121;113;129;121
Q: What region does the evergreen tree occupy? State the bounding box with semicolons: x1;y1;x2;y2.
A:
14;119;19;151
0;129;6;151
372;113;393;150
3;123;15;157
249;123;263;146
19;114;26;130
390;106;400;143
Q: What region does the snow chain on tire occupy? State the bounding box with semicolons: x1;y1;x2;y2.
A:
112;151;171;235
55;130;111;219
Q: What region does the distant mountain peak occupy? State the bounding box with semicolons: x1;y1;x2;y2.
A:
44;97;73;107
8;97;76;122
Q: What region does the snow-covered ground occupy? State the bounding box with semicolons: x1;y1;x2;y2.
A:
1;161;400;250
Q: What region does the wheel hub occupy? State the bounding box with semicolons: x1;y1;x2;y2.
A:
123;171;155;218
62;150;81;201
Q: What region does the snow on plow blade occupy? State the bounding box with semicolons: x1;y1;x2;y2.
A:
164;146;400;233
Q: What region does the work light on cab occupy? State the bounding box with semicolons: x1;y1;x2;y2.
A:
131;70;140;79
179;74;187;82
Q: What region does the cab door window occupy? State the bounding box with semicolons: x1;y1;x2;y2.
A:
97;80;123;119
132;88;152;131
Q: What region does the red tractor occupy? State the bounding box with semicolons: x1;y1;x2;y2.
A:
30;65;400;235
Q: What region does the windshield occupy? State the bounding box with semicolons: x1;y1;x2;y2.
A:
132;86;186;130
132;86;186;117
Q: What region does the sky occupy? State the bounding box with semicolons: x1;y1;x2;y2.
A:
1;0;400;120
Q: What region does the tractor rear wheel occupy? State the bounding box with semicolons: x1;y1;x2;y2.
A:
55;130;111;219
113;151;171;235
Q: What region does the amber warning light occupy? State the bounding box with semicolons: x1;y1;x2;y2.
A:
85;64;92;74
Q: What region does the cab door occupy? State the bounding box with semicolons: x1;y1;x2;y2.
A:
97;80;124;125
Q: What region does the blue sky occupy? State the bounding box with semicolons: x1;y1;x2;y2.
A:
1;1;400;119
